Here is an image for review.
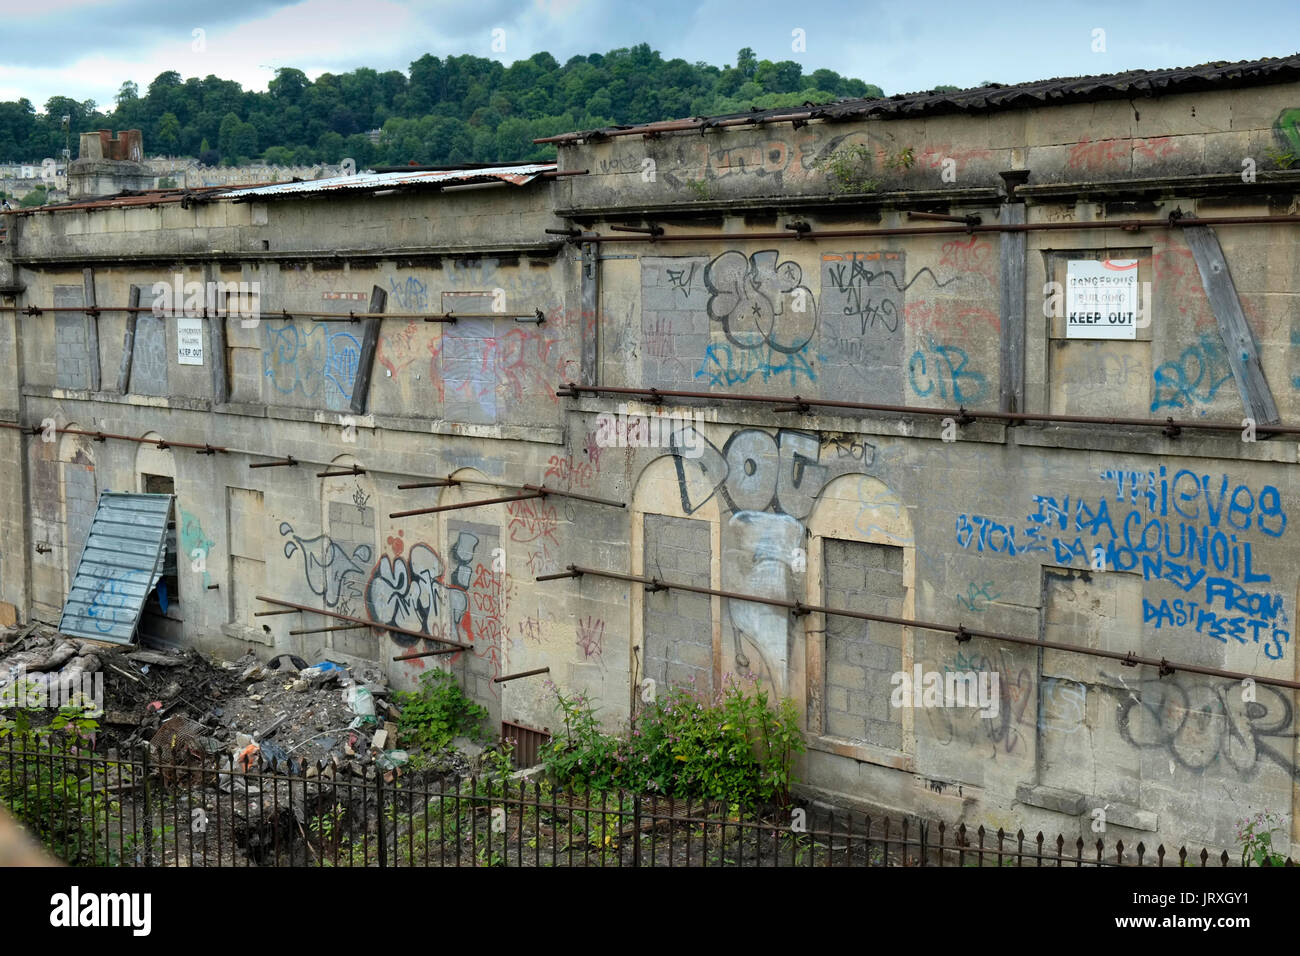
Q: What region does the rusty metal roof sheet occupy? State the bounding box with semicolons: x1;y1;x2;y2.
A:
538;53;1300;144
59;492;172;645
221;163;555;200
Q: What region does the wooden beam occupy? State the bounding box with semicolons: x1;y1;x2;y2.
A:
580;241;598;386
115;285;141;394
1182;224;1279;425
206;264;229;404
82;268;100;392
998;204;1026;413
349;285;385;415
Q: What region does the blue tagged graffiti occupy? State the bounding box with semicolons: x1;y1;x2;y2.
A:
387;276;429;312
263;321;361;405
87;569;149;633
955;467;1291;660
696;341;818;387
908;338;988;405
1150;333;1234;413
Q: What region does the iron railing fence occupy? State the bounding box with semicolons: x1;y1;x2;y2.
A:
0;735;1291;868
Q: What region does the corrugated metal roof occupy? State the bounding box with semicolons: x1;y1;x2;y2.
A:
540;53;1300;144
221;163;555;200
59;492;172;645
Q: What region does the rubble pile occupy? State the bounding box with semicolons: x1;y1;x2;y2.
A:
0;623;422;779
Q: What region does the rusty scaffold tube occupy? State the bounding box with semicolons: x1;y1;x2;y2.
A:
0;420;228;453
492;667;550;684
536;565;1300;692
256;595;469;649
556;382;1300;438
555;213;1300;245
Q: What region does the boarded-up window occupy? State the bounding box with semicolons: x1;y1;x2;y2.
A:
823;539;905;750
642;514;713;696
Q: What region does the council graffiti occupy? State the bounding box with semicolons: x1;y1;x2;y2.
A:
263;321;361;408
279;521;479;648
440;321;579;418
955;467;1291;660
854;479;913;545
1106;673;1300;779
905;300;999;341
908;338;989;405
1150;333;1235;413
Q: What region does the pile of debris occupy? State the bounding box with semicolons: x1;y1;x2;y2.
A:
0;624;417;781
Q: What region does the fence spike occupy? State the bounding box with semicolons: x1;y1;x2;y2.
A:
1136;841;1145;865
1217;849;1228;867
1157;844;1166;866
1115;839;1125;865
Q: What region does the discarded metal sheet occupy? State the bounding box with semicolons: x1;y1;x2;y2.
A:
58;492;173;645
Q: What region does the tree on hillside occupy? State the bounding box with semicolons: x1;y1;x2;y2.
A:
0;45;884;166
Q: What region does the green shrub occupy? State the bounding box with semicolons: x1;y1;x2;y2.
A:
540;674;805;806
0;706;123;865
394;669;489;753
1237;810;1289;867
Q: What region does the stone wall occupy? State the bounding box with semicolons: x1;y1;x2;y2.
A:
3;70;1300;855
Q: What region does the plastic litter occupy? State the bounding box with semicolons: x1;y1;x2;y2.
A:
376;750;410;771
345;685;374;716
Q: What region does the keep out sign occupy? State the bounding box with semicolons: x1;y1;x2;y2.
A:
1066;258;1138;340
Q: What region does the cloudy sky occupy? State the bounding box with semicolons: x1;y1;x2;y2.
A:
3;0;1298;111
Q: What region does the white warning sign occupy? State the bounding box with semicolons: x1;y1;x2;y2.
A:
177;317;204;365
1066;259;1139;340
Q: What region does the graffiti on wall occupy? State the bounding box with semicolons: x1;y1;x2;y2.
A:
387;275;429;312
365;530;477;647
908;338;989;405
1106;672;1299;779
86;569;150;634
954;468;1291;659
666;426;883;691
699;250;819;387
1150;333;1235;413
263;321;361;409
645;248;990;400
279;522;480;648
179;509;215;589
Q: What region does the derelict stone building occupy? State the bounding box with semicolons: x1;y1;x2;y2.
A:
4;55;1300;852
